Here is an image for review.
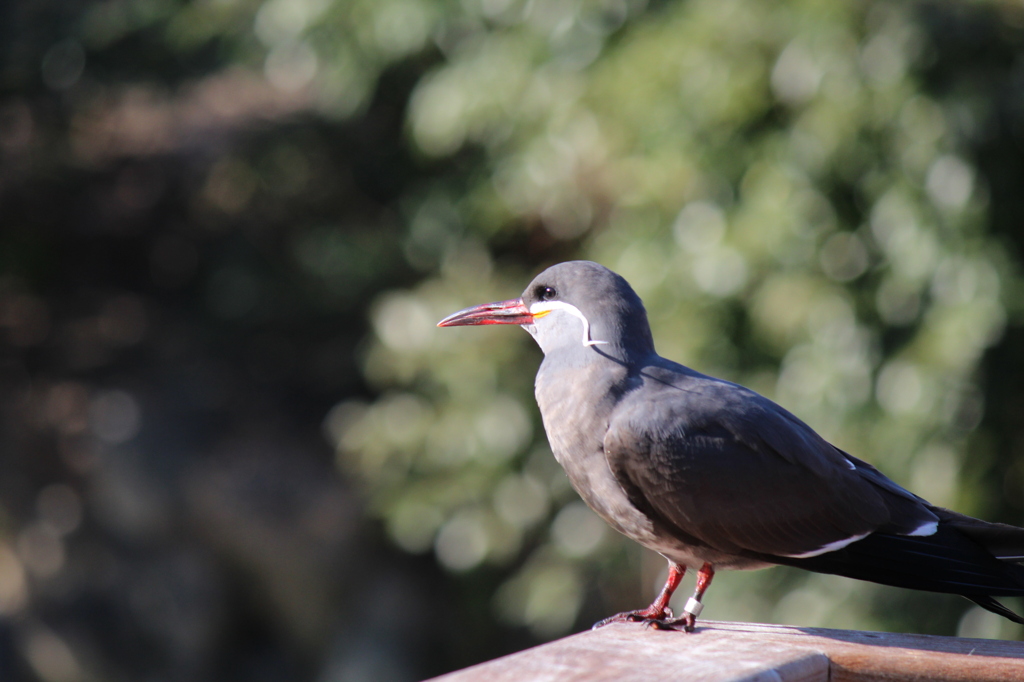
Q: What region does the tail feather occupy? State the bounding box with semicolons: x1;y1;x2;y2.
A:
966;595;1024;625
938;508;1024;563
771;523;1024;597
765;509;1024;624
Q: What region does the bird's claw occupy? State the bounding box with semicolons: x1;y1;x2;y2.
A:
593;609;699;633
644;613;698;633
591;605;674;630
675;613;698;633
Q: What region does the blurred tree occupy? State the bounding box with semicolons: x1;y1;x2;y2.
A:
333;0;1024;644
1;1;467;680
4;0;1024;681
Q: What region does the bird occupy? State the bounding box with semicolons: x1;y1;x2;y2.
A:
437;260;1024;633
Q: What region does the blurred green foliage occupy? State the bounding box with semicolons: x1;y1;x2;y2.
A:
5;0;1024;680
329;0;1024;641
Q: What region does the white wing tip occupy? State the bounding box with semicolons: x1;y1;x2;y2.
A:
906;520;938;537
783;531;871;559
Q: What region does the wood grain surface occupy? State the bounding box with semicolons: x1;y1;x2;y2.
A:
428;621;1024;682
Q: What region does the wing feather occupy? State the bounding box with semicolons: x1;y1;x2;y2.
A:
603;370;936;559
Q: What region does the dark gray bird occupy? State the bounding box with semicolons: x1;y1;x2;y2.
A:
437;260;1024;632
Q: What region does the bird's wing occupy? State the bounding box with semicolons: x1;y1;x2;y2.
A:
603;375;937;559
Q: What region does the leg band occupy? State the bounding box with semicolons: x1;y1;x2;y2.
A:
683;597;703;617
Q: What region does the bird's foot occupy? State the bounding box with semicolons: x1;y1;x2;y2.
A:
654;613;698;633
592;605;674;630
660;597;704;632
636;597;703;633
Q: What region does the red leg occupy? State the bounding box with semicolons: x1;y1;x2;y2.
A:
673;562;714;633
644;561;685;618
592;561;685;629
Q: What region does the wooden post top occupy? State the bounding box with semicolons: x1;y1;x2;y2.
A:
428;621;1024;682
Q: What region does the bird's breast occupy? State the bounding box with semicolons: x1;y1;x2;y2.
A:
535;363;669;549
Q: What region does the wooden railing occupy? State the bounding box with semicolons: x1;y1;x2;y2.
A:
429;621;1024;681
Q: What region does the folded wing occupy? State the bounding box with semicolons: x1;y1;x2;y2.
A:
603;373;938;560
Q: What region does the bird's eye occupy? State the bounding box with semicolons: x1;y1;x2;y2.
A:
538;286;557;301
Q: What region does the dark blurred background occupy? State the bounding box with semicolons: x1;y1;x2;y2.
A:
4;0;1024;680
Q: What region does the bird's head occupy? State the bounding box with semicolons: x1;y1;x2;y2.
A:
438;261;655;361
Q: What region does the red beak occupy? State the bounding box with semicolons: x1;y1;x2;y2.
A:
437;297;534;327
